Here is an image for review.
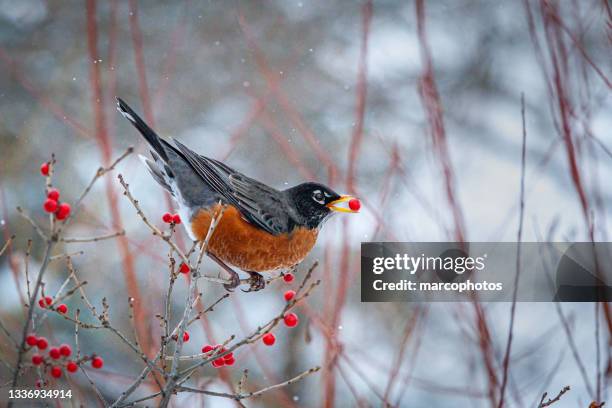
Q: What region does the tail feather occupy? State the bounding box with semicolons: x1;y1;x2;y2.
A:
138;154;173;194
116;97;169;162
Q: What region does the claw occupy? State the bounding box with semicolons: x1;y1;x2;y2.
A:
223;271;241;292
208;252;242;292
242;272;265;293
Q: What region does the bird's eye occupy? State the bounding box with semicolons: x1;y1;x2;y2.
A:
312;190;325;204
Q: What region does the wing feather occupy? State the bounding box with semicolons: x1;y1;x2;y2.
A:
172;140;289;235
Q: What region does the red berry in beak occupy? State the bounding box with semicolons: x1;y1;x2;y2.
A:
40;162;50;176
262;333;276;346
49;348;61;359
43;199;58;213
283;313;299;328
26;334;38;346
36;337;48;350
162;212;173;223
283;273;294;283
31;354;43;365
50;366;62;378
172;214;182;224
56;304;68;314
59;344;72;357
66;361;78;373
47;188;60;201
179;262;190;274
284;290;295;301
56;203;71;220
91;357;104;369
348;198;361;212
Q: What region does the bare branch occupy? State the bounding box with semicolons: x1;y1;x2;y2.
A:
538;386;570;407
61;230;125;243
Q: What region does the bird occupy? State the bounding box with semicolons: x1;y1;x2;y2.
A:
116;97;360;292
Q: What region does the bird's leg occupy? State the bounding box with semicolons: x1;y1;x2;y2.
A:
242;271;265;293
207;252;241;292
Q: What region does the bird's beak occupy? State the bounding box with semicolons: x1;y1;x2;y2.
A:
326;195;360;213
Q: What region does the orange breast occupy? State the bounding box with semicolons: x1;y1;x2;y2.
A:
191;205;318;272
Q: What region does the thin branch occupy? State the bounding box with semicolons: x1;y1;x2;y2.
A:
498;94;528;408
538;386;570;407
61;230;125;243
15;208;47;240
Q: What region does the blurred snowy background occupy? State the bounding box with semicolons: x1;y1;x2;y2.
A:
0;0;610;406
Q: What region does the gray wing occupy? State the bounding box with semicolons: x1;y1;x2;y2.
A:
173;140;292;235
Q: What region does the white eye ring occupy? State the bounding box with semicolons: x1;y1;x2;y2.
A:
312;190;325;204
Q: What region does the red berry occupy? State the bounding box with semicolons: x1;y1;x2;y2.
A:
26;334;38;346
55;203;71;220
91;357;103;369
31;354;43;365
37;337;48;350
172;214;182;224
39;299;46;308
40;162;50;176
56;304;68;314
179;262;190;274
348;198;361;211
284;290;295;301
43;199;58;213
223;352;234;361
182;332;190;342
283;273;295;283
47;188;60;201
262;333;276;346
50;366;62;378
66;361;78;373
212;357;225;367
202;344;213;354
49;348;61;359
162;212;173;223
59;344;72;357
224;356;235;366
284;313;299;327
45;296;53;305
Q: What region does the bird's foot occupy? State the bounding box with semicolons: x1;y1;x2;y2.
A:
223;270;241;292
242;271;266;292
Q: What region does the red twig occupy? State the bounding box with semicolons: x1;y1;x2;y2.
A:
415;0;466;242
346;0;372;194
86;0;150;360
498;94;528;408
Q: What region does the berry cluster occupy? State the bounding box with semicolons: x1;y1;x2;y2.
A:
256;272;302;349
171;331;190;342
201;344;235;368
26;334;103;380
41;184;71;220
37;296;68;314
162;212;182;224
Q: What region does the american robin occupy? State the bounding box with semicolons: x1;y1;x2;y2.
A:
116;98;359;292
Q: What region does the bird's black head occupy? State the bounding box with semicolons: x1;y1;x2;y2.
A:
285;182;359;229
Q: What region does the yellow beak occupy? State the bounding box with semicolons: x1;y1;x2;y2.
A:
326;195;360;213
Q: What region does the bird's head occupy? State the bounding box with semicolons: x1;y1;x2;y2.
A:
285;182;360;229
